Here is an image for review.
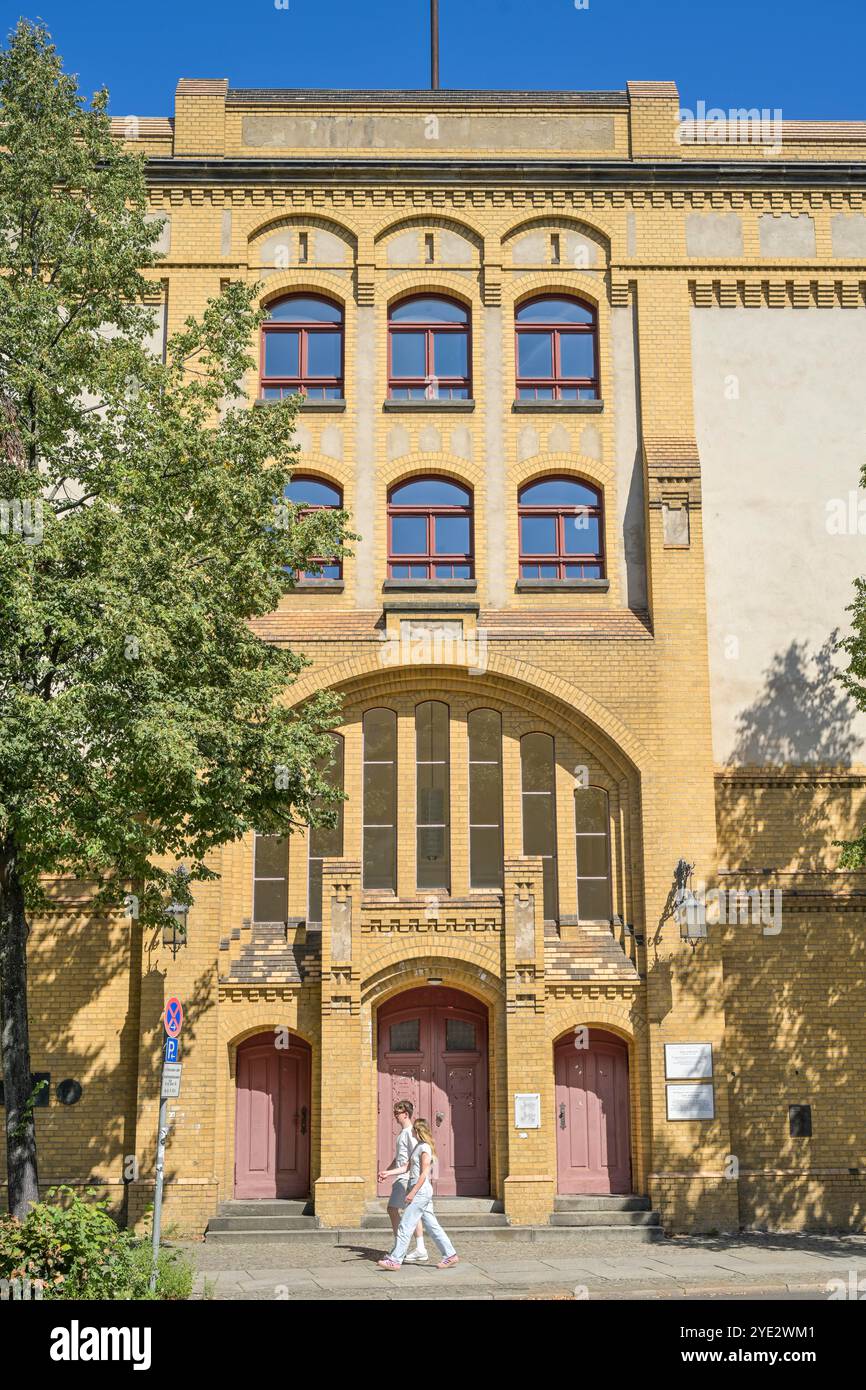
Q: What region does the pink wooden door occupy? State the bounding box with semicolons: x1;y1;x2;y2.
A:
235;1033;310;1198
377;988;488;1196
555;1030;631;1194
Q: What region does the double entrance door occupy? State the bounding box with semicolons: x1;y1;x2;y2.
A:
377;987;489;1197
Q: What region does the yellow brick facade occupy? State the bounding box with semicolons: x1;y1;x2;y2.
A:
4;80;866;1236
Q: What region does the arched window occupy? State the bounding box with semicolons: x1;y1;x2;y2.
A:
388;477;473;579
307;734;344;924
284;476;342;581
363;708;397;892
388;295;470;399
521;732;559;923
468;709;503;890
416;701;450;890
515;295;598;400
518;476;603;580
575;786;612;922
261;294;344;400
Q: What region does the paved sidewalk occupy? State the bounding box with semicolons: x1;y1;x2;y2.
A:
180;1230;866;1301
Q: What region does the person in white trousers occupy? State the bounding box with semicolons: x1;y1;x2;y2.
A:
378;1118;459;1270
377;1099;427;1262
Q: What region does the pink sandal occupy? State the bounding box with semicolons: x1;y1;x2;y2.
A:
437;1254;459;1269
377;1258;401;1270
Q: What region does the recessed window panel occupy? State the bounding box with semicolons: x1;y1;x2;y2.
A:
391;332;427;378
264;331;299;378
469;709;503;890
416;702;449;891
391;297;467;324
445;1019;477;1051
364;709;397;891
521;733;558;922
308;736;344;924
516;297;594;324
433;331;468;377
520;515;558;555
306;331;342;377
253;834;288;922
391;515;428;555
391;479;470;506
434;514;470;555
563;515;600;555
575;786;612;923
560;333;596;379
518;332;554;378
268;296;342;323
390;1019;421;1051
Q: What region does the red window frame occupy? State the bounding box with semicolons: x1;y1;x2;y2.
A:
515;295;599;401
285;475;343;582
260;294;344;400
387;477;474;580
387;295;471;400
518;476;604;580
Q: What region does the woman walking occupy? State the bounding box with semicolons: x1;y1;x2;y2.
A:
377;1099;427;1263
377;1118;459;1271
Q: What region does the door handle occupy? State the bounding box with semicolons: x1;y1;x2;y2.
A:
300;1105;308;1135
436;1111;444;1126
559;1103;566;1130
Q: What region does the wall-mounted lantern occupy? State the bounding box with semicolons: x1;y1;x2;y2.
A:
163;863;191;959
674;857;706;943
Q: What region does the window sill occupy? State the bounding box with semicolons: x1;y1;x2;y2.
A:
290;580;345;592
516;578;610;592
382;398;475;412
383;579;477;593
512;398;603;413
255;397;347;412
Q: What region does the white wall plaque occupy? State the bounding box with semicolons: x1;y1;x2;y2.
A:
514;1093;541;1129
664;1043;713;1080
666;1082;715;1121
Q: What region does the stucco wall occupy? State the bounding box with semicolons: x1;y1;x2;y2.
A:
692;307;866;766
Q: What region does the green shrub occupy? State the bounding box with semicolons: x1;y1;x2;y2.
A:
0;1187;193;1300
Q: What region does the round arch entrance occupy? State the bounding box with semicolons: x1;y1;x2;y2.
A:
234;1032;311;1199
377;987;489;1197
554;1028;632;1194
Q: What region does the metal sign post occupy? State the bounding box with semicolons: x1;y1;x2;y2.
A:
150;997;183;1292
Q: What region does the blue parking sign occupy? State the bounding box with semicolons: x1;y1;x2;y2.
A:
164;1037;180;1064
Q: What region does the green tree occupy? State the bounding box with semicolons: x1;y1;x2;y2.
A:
0;21;346;1218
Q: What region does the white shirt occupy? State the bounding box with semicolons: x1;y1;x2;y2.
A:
393;1125;415;1172
408;1141;433;1187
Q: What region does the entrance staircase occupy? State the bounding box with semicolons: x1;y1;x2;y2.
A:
204;1194;662;1243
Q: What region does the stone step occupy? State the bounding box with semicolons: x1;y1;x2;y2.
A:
362;1211;508;1229
363;1197;504;1215
553;1194;652;1212
549;1209;660;1228
203;1223;665;1245
208;1214;319;1234
218;1199;314;1218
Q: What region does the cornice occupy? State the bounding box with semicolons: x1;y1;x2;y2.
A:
143;157;866;189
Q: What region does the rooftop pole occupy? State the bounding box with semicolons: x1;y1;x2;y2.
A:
431;0;440;90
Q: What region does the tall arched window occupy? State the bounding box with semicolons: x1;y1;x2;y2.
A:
518;477;603;580
521;732;558;923
388;295;470;399
468;709;503;889
307;734;344;924
284;476;342;580
363;709;397;892
261;294;344;400
416;701;450;890
388;477;473;579
575;786;612;922
515;295;598;400
253;834;288;922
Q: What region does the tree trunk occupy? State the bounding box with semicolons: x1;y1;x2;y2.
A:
0;836;40;1219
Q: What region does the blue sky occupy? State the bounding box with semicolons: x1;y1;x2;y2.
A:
2;1;866;120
